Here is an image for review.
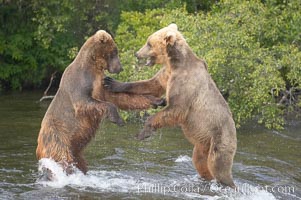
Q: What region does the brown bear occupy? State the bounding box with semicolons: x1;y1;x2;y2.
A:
104;24;237;188
36;30;164;178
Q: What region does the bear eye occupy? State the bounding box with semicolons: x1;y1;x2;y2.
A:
147;42;152;48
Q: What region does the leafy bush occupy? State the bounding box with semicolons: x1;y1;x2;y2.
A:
114;0;301;129
0;1;39;90
0;0;123;91
1;0;300;129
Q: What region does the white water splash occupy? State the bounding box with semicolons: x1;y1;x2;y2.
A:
175;155;192;162
209;182;277;200
236;191;276;200
37;158;277;200
37;158;138;190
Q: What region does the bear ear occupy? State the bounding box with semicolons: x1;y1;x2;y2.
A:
168;23;178;31
95;30;112;43
165;31;176;46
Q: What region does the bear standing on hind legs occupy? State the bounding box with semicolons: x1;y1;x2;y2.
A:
36;30;165;178
104;24;237;188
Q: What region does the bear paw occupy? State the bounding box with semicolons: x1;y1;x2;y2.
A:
106;104;125;126
104;77;124;92
136;128;155;140
151;98;167;109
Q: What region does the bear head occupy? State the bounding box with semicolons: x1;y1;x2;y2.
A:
135;23;186;67
84;30;122;74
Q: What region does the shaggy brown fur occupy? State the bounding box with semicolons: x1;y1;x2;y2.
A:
104;24;237;188
36;30;164;176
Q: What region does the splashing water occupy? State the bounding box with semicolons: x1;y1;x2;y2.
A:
175;155;192;162
37;158;138;191
36;158;278;200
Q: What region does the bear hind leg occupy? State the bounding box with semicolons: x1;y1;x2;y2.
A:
192;143;214;180
72;154;88;174
207;142;236;188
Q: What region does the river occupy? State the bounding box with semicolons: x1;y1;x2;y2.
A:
0;91;300;199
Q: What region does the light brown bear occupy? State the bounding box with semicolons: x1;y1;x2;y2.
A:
36;30;165;177
104;24;237;188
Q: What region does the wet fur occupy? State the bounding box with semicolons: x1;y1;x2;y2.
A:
36;30;164;177
104;24;237;188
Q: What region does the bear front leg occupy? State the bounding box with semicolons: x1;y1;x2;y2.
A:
137;107;183;140
75;100;124;126
102;102;125;126
104;76;165;97
104;91;166;110
145;95;166;109
136;122;156;140
103;77;129;93
89;100;124;126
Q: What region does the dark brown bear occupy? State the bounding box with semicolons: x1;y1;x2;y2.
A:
104;24;237;188
36;30;164;177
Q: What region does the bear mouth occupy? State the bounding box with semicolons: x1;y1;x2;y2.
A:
145;57;155;66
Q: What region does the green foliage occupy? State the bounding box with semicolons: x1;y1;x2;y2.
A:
0;1;38;90
114;0;301;129
0;0;122;90
2;0;207;91
116;0;217;13
1;0;300;129
31;0;122;75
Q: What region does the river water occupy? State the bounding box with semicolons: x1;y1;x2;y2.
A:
0;91;300;200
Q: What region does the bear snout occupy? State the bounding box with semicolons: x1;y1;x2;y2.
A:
108;57;123;74
135;44;150;59
108;65;123;74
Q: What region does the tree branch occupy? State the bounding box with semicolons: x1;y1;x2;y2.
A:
39;71;57;102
